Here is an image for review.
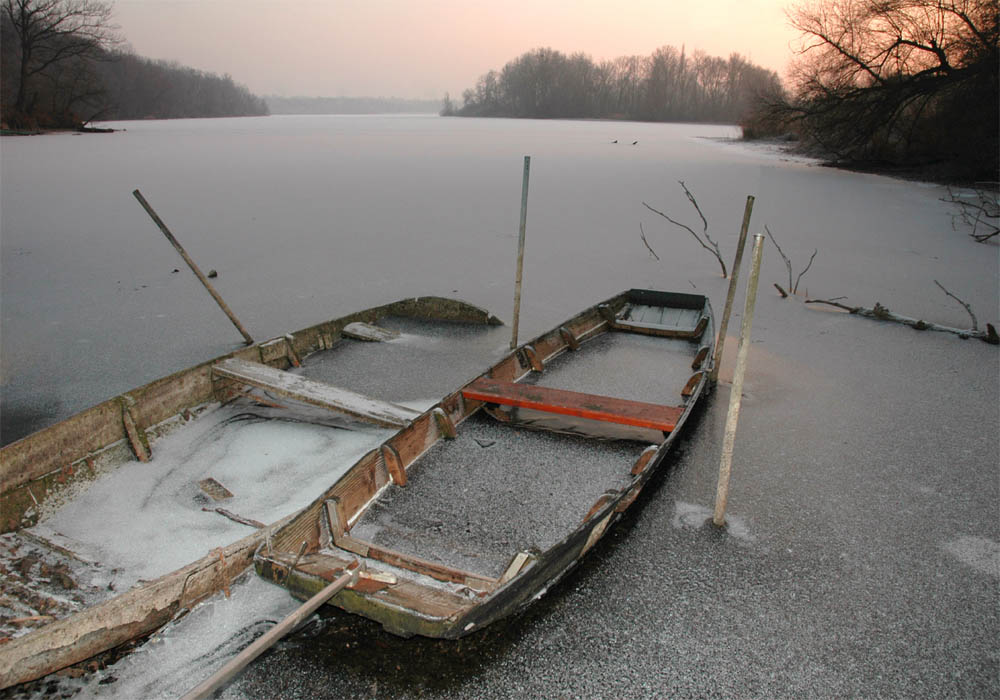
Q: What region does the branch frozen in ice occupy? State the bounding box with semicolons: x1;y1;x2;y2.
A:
804;295;998;345
642;181;727;277
765;225;817;295
638;222;660;261
934;280;978;331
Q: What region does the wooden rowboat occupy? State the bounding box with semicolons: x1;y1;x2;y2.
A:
254;289;714;638
0;296;503;690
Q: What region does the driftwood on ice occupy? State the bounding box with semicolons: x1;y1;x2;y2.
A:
804;298;999;344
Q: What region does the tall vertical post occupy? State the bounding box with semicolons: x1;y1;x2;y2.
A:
510;156;531;350
713;233;764;527
710;195;754;381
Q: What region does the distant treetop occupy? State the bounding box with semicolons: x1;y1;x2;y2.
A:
446;46;783;124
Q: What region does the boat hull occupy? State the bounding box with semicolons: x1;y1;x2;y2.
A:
255;289;714;639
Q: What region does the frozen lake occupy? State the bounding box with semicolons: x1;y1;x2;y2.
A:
2;114;993;443
1;115;997;697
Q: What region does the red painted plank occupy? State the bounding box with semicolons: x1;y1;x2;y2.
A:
462;377;681;432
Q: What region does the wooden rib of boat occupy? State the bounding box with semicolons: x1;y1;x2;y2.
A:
254;289;714;639
0;296;502;690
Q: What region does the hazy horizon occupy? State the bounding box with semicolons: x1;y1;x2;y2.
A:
114;0;798;100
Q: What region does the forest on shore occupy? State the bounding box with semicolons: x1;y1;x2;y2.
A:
448;0;997;184
1;0;267;129
443;46;780;124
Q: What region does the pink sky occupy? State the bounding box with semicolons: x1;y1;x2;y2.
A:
114;0;799;99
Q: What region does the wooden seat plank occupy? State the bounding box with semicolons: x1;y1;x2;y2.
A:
612;315;707;339
462;377;682;432
214;358;420;428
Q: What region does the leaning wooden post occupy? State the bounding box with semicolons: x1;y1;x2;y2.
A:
713;232;764;527
132;189;254;345
510;156;531;350
710;195;754;381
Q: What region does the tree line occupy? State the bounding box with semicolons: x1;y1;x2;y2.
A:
444;46;783;124
98;53;268;121
1;0;267;129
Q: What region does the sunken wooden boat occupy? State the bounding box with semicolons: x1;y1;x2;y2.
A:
255;289;714;638
0;296;503;690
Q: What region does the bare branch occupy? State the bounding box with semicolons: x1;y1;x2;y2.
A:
764;225;794;292
934;279;978;330
642;183;728;278
765;225;820;296
943;184;999;243
678;180;709;234
638;222;660;261
793;249;818;294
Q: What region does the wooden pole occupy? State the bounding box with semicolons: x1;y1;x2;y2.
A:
179;566;358;700
709;195;754;382
132;189;255;345
510;156;531;350
713;233;764;527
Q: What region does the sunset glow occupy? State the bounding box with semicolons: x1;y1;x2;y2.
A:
113;0;797;98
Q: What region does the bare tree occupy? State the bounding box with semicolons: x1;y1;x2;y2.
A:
771;0;998;180
2;0;119;125
943;183;999;242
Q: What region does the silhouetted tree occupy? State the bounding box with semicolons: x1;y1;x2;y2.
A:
767;0;998;180
1;0;119;127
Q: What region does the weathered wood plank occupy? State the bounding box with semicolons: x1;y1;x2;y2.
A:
213;358;419;428
362;543;497;589
382;445;406;486
462;377;682;432
342;322;401;342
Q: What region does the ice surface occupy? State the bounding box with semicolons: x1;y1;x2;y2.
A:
671;500;754;541
943;536;1000;578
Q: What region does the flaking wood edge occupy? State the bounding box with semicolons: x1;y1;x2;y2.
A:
0;512;296;689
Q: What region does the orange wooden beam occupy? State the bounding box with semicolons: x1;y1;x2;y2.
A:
463;377;681;432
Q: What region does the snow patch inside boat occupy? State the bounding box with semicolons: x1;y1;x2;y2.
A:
29;401;395;592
